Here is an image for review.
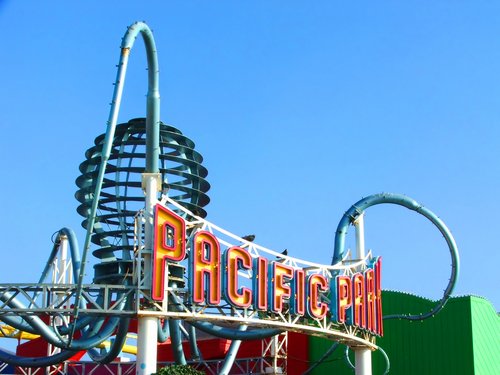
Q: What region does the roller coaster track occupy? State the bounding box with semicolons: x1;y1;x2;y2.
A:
0;21;278;371
0;21;460;375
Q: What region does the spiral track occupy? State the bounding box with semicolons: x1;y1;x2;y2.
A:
75;117;210;284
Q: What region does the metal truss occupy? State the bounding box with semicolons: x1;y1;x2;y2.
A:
161;196;370;276
261;332;287;374
0;284;136;317
11;358;287;375
14;364;66;375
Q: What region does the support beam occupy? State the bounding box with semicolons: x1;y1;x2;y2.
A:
136;316;158;375
354;347;372;375
354;213;366;261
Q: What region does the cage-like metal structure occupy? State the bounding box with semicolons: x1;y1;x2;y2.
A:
75;117;210;283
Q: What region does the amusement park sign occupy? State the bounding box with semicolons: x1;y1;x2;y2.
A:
151;202;383;340
0;20;460;375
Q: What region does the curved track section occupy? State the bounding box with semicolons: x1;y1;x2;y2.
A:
0;22;168;367
0;21;276;370
332;192;459;320
0;229;124;366
307;192;460;373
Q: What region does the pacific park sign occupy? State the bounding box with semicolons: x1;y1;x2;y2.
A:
150;201;383;345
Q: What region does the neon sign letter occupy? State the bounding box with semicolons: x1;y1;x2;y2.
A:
189;231;221;305
375;258;383;335
223;246;252;308
269;262;294;313
307;274;329;319
252;257;269;311
290;269;306;316
152;205;186;301
332;275;352;324
365;267;376;331
349;273;366;328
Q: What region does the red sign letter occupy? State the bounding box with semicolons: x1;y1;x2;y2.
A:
252;257;269;311
307;274;329;319
291;269;306;316
223;246;252;308
375;258;383;336
365;268;376;332
152;204;186;301
350;273;366;328
189;231;221;305
332;276;352;324
270;262;294;313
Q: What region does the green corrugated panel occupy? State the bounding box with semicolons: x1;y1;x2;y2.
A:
308;291;499;374
470;296;500;374
306;332;342;373
373;292;473;375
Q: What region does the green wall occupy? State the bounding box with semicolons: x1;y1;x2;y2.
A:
470;297;500;374
309;291;499;374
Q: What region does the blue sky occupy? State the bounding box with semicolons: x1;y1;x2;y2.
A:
0;0;498;313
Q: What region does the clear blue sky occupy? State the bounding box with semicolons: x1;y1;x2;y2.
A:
0;1;498;312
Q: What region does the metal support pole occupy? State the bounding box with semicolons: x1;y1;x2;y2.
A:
354;348;372;375
354;213;366;261
49;236;72;360
46;236;68;367
137;173;161;374
272;335;278;372
136;316;158;375
354;215;371;375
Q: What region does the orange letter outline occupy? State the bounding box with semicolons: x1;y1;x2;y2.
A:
152;204;186;301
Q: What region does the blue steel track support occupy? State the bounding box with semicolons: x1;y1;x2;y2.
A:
219;325;247;375
304;192;460;374
300;193;460;374
331;192;459;320
0;21;277;371
0;22;160;368
0;228;129;366
74;22;160;326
